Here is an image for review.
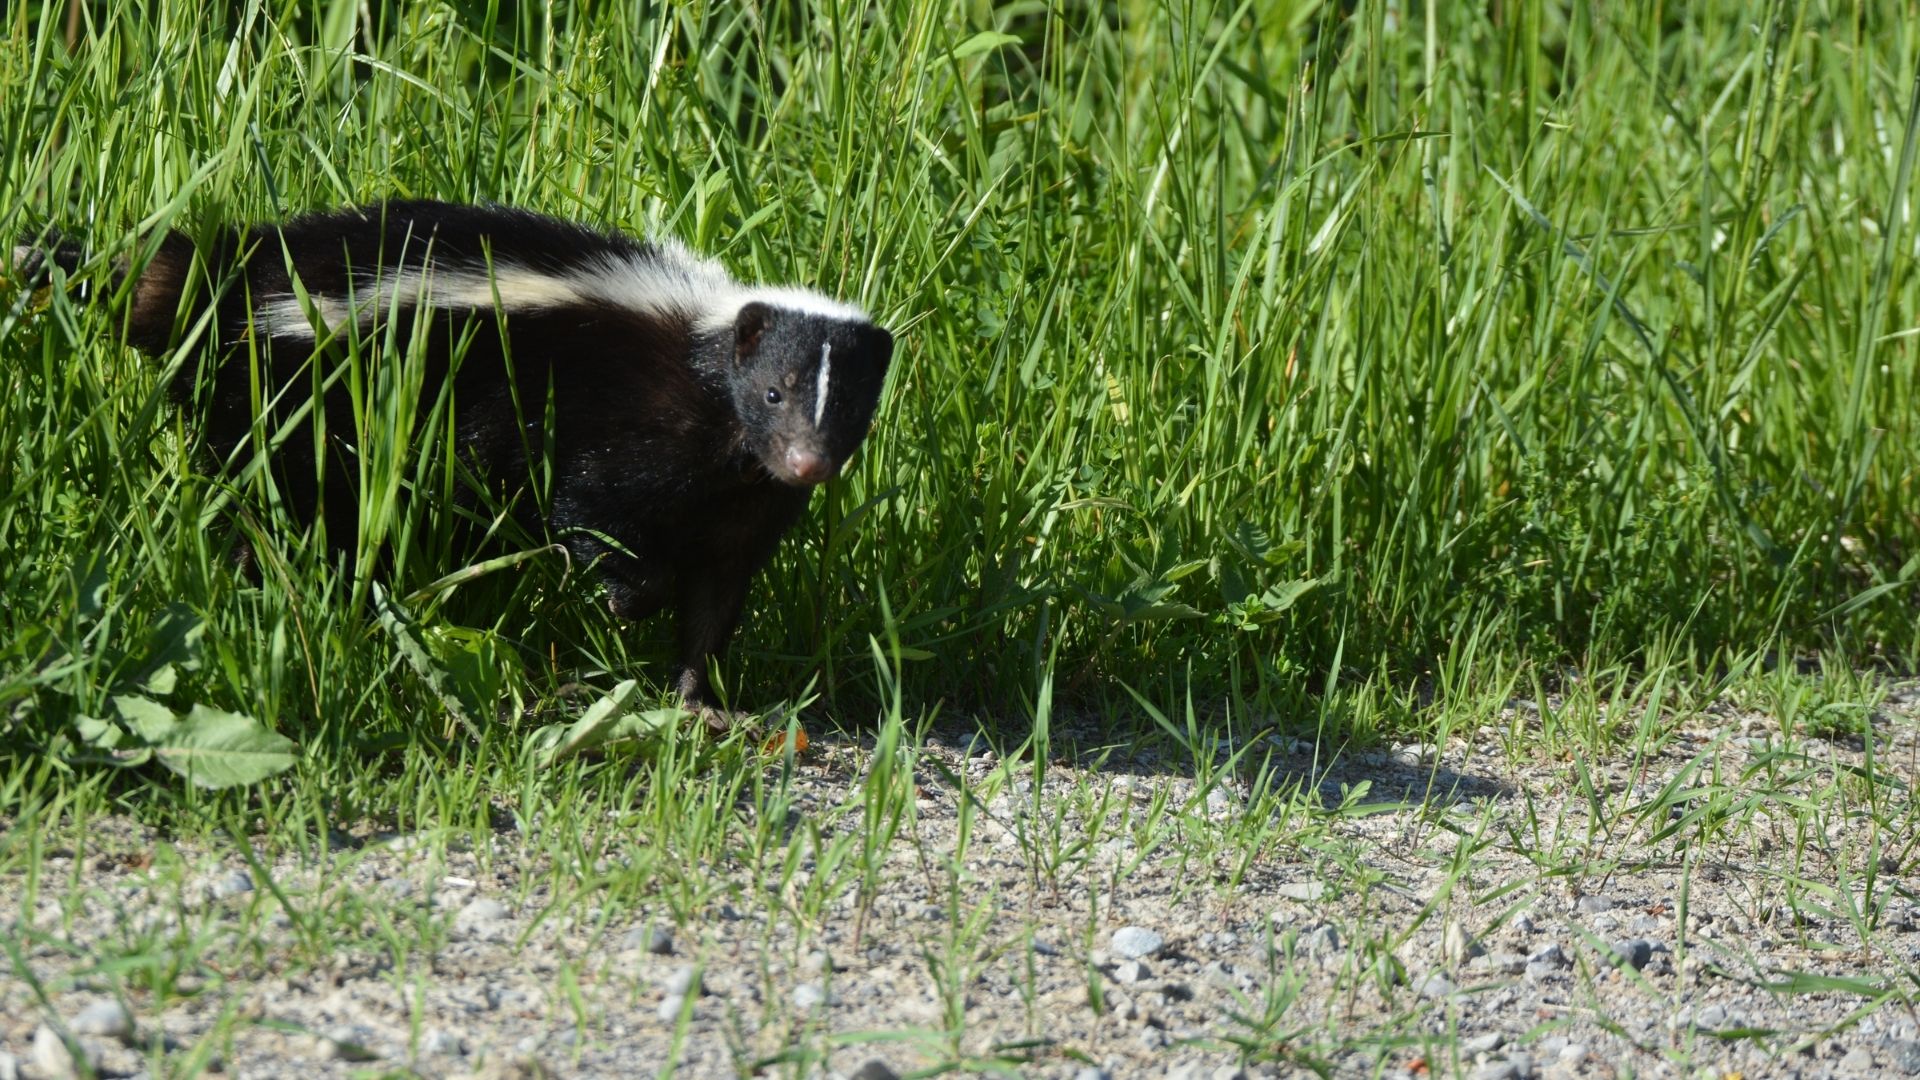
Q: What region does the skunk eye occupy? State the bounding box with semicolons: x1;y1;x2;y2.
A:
765;388;782;405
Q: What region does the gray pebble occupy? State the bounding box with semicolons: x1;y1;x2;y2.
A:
0;1050;17;1080
318;1026;378;1061
1274;881;1327;902
1893;1040;1920;1074
68;999;133;1041
656;992;687;1023
30;1025;91;1079
1072;1069;1112;1080
849;1060;901;1080
1523;961;1559;984
1413;972;1456;999
1462;1032;1505;1054
1390;741;1436;766
421;1028;466;1056
641;923;674;955
1112;959;1149;984
1443;921;1483;963
791;982;829;1009
208;869;254;900
1299;924;1341;957
1471;1062;1520;1080
1575;894;1615;914
1484;952;1527;974
1110;926;1164;959
1609;938;1654;970
1838;1046;1875;1073
455;898;512;940
1692;1004;1730;1029
662;964;699;996
1558;1042;1587;1066
1526;942;1568;968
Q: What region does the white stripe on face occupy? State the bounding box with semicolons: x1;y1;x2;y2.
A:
814;341;832;428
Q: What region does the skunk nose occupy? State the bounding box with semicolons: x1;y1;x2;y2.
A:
785;447;833;485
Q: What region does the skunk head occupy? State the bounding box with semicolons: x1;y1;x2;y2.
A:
721;300;893;487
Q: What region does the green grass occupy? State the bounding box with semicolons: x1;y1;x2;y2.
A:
2;0;1919;1075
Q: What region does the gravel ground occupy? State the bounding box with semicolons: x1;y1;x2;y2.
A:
5;685;1919;1079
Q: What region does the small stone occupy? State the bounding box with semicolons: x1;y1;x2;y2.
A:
69;1000;134;1041
1112;959;1148;984
31;1025;91;1078
1609;938;1655;970
456;898;512;939
421;1028;467;1056
1891;1040;1920;1074
208;869;254;900
318;1026;378;1061
0;1050;17;1080
1523;962;1559;984
1558;1043;1587;1066
791;982;830;1010
661;965;699;996
1390;741;1437;766
1575;895;1615;914
629;914;675;949
1110;926;1164;960
1463;1032;1504;1055
1205;786;1239;815
1510;911;1538;935
1471;1062;1519;1080
1526;943;1568;968
1274;881;1327;902
1485;952;1527;974
656;992;687;1023
1298;924;1341;957
1442;922;1483;963
849;1060;901;1080
1413;972;1456;999
1072;1069;1111;1080
1838;1046;1875;1073
1692;1004;1729;1029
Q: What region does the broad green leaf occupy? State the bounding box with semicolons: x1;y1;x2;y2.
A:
112;694;181;741
150;705;297;789
73;714;126;749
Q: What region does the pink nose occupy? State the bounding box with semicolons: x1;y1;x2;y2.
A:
785;447;833;485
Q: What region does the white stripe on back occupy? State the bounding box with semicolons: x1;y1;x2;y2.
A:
252;246;867;342
813;342;832;428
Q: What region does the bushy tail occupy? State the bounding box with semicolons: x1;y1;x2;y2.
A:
7;228;197;353
7;230;89;290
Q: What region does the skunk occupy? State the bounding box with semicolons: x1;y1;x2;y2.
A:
14;201;894;715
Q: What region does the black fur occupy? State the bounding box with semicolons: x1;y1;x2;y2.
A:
29;200;893;712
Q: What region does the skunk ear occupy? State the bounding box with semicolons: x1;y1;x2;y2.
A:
866;325;895;370
734;302;771;362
